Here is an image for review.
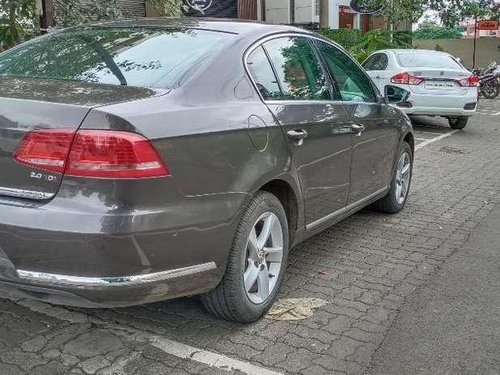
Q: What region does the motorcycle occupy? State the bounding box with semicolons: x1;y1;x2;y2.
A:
472;62;500;99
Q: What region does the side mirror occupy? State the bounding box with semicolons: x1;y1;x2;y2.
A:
384;85;410;104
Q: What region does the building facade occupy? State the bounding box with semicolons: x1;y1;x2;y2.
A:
41;0;384;31
462;20;500;38
120;0;383;31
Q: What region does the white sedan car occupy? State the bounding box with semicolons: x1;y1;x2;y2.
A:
362;49;478;129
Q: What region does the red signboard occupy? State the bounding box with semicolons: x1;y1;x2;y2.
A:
477;20;499;30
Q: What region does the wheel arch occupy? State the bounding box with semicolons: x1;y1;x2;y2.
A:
258;178;301;245
403;131;415;154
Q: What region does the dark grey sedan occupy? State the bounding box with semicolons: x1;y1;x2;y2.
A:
0;19;414;322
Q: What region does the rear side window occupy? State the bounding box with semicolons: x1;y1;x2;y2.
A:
247;46;282;100
362;54;378;70
364;53;388;71
397;53;461;69
0;27;234;88
261;37;331;101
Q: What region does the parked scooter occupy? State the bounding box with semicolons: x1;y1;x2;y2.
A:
472;62;500;99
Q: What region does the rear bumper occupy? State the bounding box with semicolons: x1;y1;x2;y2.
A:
0;261;218;308
396;87;478;117
400;106;476;117
0;186;247;307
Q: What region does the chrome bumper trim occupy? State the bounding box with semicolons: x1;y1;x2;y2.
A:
0;187;54;200
16;262;217;287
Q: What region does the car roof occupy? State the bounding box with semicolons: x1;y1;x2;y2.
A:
77;17;310;37
376;49;451;56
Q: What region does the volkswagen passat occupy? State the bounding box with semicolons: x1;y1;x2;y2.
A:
0;19;414;322
363;49;478;129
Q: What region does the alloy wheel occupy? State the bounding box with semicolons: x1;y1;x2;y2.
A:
244;212;284;304
395;152;411;205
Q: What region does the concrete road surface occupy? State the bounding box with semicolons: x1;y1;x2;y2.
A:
368;200;500;375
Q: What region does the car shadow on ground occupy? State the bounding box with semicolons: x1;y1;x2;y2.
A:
409;116;452;133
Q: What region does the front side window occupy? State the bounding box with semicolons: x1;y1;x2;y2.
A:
0;27;234;88
262;37;331;101
316;41;376;103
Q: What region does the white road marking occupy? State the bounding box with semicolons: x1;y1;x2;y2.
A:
150;336;282;375
415;129;460;151
415;130;445;135
17;299;283;375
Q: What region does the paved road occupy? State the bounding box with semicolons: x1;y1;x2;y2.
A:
0;98;499;375
368;200;500;375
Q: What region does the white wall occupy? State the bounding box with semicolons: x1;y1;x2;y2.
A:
266;0;290;24
295;0;319;24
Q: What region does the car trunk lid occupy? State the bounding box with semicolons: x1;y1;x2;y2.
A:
405;68;472;96
0;77;161;200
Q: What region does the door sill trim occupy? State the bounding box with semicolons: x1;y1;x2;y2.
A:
305;187;389;231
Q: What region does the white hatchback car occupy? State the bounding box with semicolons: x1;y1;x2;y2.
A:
362;49;478;129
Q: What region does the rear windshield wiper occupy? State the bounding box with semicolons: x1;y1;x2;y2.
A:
77;34;128;86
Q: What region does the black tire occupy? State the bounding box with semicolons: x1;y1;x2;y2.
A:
448;117;469;130
481;82;500;99
201;191;289;323
370;142;413;214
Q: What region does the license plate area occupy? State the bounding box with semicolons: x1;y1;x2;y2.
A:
424;80;456;90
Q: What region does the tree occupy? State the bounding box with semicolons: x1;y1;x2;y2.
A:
349;29;412;62
0;0;37;49
54;0;122;27
360;0;499;29
413;20;463;39
428;0;500;27
359;0;427;29
148;0;186;16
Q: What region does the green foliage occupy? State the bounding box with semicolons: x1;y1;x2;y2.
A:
0;0;36;49
357;0;426;26
413;20;462;39
54;0;122;27
428;0;499;28
434;43;445;51
316;29;362;50
149;0;185;16
317;28;413;63
365;0;499;29
349;29;412;62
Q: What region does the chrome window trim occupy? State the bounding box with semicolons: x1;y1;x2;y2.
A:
243;32;379;106
243;32;336;104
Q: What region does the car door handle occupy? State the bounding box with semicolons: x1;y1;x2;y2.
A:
351;124;366;136
287;129;308;145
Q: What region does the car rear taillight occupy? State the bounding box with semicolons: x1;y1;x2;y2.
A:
14;129;169;178
390;72;424;85
14;129;74;173
458;75;479;87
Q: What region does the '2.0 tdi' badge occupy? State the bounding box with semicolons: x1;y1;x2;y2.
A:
30;171;57;182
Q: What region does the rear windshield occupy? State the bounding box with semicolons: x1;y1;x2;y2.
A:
396;53;462;69
0;27;234;88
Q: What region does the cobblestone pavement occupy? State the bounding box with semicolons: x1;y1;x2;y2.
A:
1;99;499;375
